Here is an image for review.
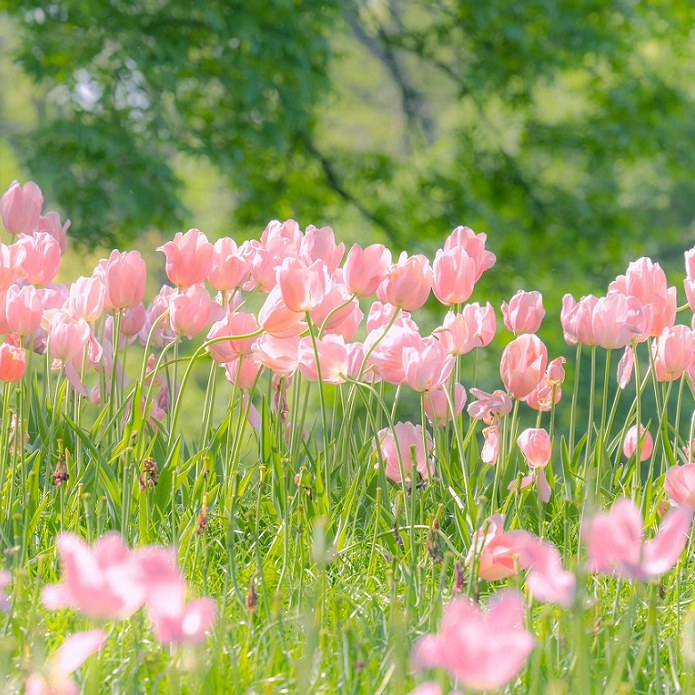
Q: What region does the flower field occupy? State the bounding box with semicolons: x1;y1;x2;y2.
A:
2;179;695;693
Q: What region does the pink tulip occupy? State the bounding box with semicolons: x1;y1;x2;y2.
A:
25;629;107;695
276;257;329;313
623;425;653;461
68;276;105;323
224;354;264;389
120;303;147;339
664;464;695;511
501;290;545;334
467;388;512;423
561;294;598;346
206;310;259;363
258;285;307;337
592;293;650;349
35;210;70;255
402;337;454;392
684;247;695;312
0;340;26;382
208;237;251;292
310;276;363;340
301;224;344;273
366;301;417;333
140;285;177;348
443;226;496;281
344;342;376;382
524;356;566;411
610;257;676;336
1;180;43;235
433;303;496;355
170;284;224;338
158;228;213;288
0;243;23;292
517;428;551;468
343;243;392;297
481;424;500;465
42;533;147;620
432;246;476;305
377;252;432;311
654;325;695;381
298;334;348;384
16;232;61;286
252;334;300;377
413;590;534;691
466;514;528;580
425;383;467;428
585;498;692;581
6;284;44;336
374;421;433;484
409;684;462;695
48;312;91;363
99;250;147;311
500;334;548;399
260;218;303;255
520;538;575;608
366;323;424;385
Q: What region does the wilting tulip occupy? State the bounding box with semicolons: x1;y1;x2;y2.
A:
377;252;432;311
158;228;213;288
664;464;695;511
1;180;43;235
432;246;476;305
433;303;496;355
373;421;433;484
425;383;467;428
208;237;251;292
169;284;223;338
0;340;26;382
301;224;344;274
413;590;534;691
16;232;61;286
443;226;496;281
500;334;548;399
276;257;328;313
402;337;454;392
623;425;653;461
343;243;392;297
517;428;551;468
481;424;500;465
585;498;692;581
467;388;512;423
298;334;348;384
100;250;147;311
501;290;545;334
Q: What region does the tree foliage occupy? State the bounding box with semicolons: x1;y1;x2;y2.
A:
2;0;695;288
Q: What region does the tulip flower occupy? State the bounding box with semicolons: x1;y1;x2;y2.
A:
442;225;496;281
158;228;214;288
1;180;43;235
413;590;534;691
402;337;454;392
208;237;251;292
276;257;329;313
664;464;695;511
5;284;44;337
298;334;348;384
501;290;545;334
433;303;496;355
99;250;147;311
169;284;224;338
373;421;433;484
585;498;692;581
343;243;392;297
623;425;653;461
0;340;26;382
377;252;432;311
35;210;70;254
425;383;467;428
654;325;695;381
300;224;344;274
432;246;476;305
517;428;551;468
500;334;548;399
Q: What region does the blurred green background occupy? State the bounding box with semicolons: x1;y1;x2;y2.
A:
1;0;694;330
